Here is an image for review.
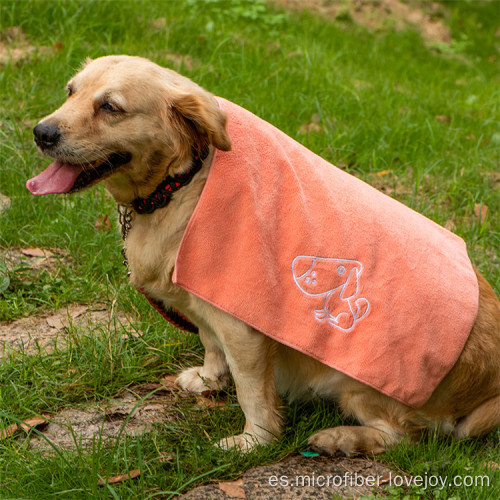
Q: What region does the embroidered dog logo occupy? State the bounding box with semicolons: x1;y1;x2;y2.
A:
292;256;370;332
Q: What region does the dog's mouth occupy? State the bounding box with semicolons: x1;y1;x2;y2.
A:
26;152;132;195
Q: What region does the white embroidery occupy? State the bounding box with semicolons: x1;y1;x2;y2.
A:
292;256;370;332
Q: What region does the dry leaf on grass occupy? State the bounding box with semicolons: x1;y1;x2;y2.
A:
196;396;227;408
21;247;54;258
483;461;499;470
474;203;488;223
20;416;50;432
159;451;176;463
372;169;392;177
436;115;451;124
121;330;141;340
0;423;19;440
218;479;246;498
298;122;323;134
98;468;141;486
0;415;50;439
160;374;180;390
138;382;163;391
201;389;219;398
445;219;457;232
95;214;112;231
379;473;392;485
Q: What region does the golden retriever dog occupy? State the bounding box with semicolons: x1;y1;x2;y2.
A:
28;55;500;456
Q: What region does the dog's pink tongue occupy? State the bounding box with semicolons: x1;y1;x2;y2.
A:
26;161;83;195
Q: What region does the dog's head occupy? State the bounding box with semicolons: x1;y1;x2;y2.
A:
27;55;231;203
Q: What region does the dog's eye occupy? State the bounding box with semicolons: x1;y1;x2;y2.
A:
66;85;73;97
100;101;121;113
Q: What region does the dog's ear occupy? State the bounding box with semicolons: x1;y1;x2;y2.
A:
170;93;231;152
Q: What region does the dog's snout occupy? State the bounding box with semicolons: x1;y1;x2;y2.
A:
33;122;61;149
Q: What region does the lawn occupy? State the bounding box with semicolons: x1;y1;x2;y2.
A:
0;0;499;498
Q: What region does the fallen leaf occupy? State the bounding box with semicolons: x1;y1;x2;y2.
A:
1;415;50;439
444;219;456;232
201;389;219;398
98;468;141;486
196;396;227;408
21;248;54;258
436;115;451;124
121;330;141;340
298;123;323;134
372;169;392;177
0;423;19;440
94;214;112;231
19;415;50;432
218;479;246;498
474;203;488;223
483;461;499;470
159;451;176;463
379;473;392;485
139;382;163;391
161;375;180;390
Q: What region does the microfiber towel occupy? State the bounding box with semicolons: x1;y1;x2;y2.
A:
173;97;479;408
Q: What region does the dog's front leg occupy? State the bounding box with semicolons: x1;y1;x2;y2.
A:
177;329;230;394
216;322;283;452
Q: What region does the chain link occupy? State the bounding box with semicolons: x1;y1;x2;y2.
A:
117;204;133;273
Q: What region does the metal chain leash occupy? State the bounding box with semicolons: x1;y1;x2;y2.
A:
117;204;133;273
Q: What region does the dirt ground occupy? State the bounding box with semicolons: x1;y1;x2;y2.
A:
272;0;451;44
178;455;399;499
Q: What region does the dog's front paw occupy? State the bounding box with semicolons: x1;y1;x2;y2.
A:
308;427;352;457
176;366;228;394
308;426;390;456
216;433;261;453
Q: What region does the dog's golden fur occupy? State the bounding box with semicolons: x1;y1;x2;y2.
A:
34;55;500;455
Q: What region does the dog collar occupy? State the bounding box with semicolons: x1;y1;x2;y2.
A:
131;145;209;215
117;146;208;335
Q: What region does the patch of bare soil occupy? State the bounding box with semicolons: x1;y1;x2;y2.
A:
180;454;401;499
365;169;412;198
272;0;450;44
0;303;133;356
1;247;72;274
29;380;183;451
0;26;60;65
0;193;10;213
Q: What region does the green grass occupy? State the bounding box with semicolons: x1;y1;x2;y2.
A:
0;0;499;498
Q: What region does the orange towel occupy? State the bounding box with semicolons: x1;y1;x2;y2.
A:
173;98;479;407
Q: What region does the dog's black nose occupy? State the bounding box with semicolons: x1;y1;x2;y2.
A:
33;122;61;149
